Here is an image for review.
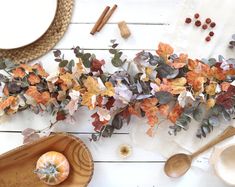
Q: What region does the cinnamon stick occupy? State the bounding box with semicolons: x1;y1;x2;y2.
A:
90;6;110;35
97;4;118;32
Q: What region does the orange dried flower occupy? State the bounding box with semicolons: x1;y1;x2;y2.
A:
25;86;50;105
171;53;188;69
0;96;16;110
140;98;159;126
221;82;231;92
12;68;25;78
32;64;49;77
168;103;183;123
28;73;41;85
156;42;173;61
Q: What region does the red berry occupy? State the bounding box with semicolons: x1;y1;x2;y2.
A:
202;24;208;30
194;13;200;19
205;18;211;24
185;18;192;24
210;22;216;28
195;20;201;27
209;31;214;37
205;36;211;42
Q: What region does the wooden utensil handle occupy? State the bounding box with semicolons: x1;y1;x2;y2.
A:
192;126;235;158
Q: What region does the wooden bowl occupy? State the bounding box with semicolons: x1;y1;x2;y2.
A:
0;133;94;187
211;144;235;186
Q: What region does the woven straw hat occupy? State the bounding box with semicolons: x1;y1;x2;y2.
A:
0;0;73;63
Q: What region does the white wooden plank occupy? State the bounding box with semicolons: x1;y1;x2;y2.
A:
72;0;182;24
90;163;227;187
55;24;171;50
0;133;165;161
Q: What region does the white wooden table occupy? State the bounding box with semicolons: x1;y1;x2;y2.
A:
0;0;231;186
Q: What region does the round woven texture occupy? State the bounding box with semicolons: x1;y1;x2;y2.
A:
0;0;73;64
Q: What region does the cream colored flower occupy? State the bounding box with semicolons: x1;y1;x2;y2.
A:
97;107;111;121
118;144;132;159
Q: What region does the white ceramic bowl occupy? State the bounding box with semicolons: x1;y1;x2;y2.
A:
211;144;235;186
0;0;57;49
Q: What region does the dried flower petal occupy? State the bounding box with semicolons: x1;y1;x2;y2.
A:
156;42;174;61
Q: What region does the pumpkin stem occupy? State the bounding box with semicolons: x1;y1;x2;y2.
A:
34;164;58;176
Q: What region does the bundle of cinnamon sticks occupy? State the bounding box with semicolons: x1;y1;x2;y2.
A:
90;4;118;35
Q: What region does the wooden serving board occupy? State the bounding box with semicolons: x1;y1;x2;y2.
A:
0;133;94;187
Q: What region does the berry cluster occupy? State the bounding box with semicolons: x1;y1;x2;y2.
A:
185;13;216;42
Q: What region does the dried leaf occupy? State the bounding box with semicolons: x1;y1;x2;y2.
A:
101;82;114;97
60;73;74;87
102;125;114;137
81;92;96;109
28;73;41;85
172;53;188;69
158;104;170;116
193;105;204;122
12;68;25;78
91;59;105;72
168;103;183;123
0;96;16;110
91;112;108;131
206;83;217;96
140;98;158;126
206;98;216;109
155;91;173;104
156;43;174;61
56;111;67;121
221;82;231;92
112;114;123;130
84;76;100;94
32;64;49;77
157;63;179;79
25;86;50;105
208;116;220;126
97;107;111;121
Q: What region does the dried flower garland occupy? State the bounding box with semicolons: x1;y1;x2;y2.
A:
0;41;235;142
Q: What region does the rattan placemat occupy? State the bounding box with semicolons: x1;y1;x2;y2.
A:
0;0;73;64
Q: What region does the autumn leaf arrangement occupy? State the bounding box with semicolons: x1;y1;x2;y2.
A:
0;41;235;142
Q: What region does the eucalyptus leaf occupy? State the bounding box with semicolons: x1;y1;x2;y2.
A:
82;58;91;68
0;73;9;83
67;60;75;72
109;49;116;54
53;50;61;57
102;125;114;137
193;106;203;121
218;55;225;62
210;105;223;116
4;59;15;69
156;63;179;79
111;58;124;67
91;133;98;141
176;114;191;127
110;39;116;44
208;116;220;126
59;60;69;68
112;114;123;130
112;43;119;48
222;109;231;121
205;58;217;66
155;91;174;104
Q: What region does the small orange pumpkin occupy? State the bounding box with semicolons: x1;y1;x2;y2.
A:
35;151;70;185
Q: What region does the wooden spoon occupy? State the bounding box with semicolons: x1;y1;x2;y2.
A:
164;126;235;178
